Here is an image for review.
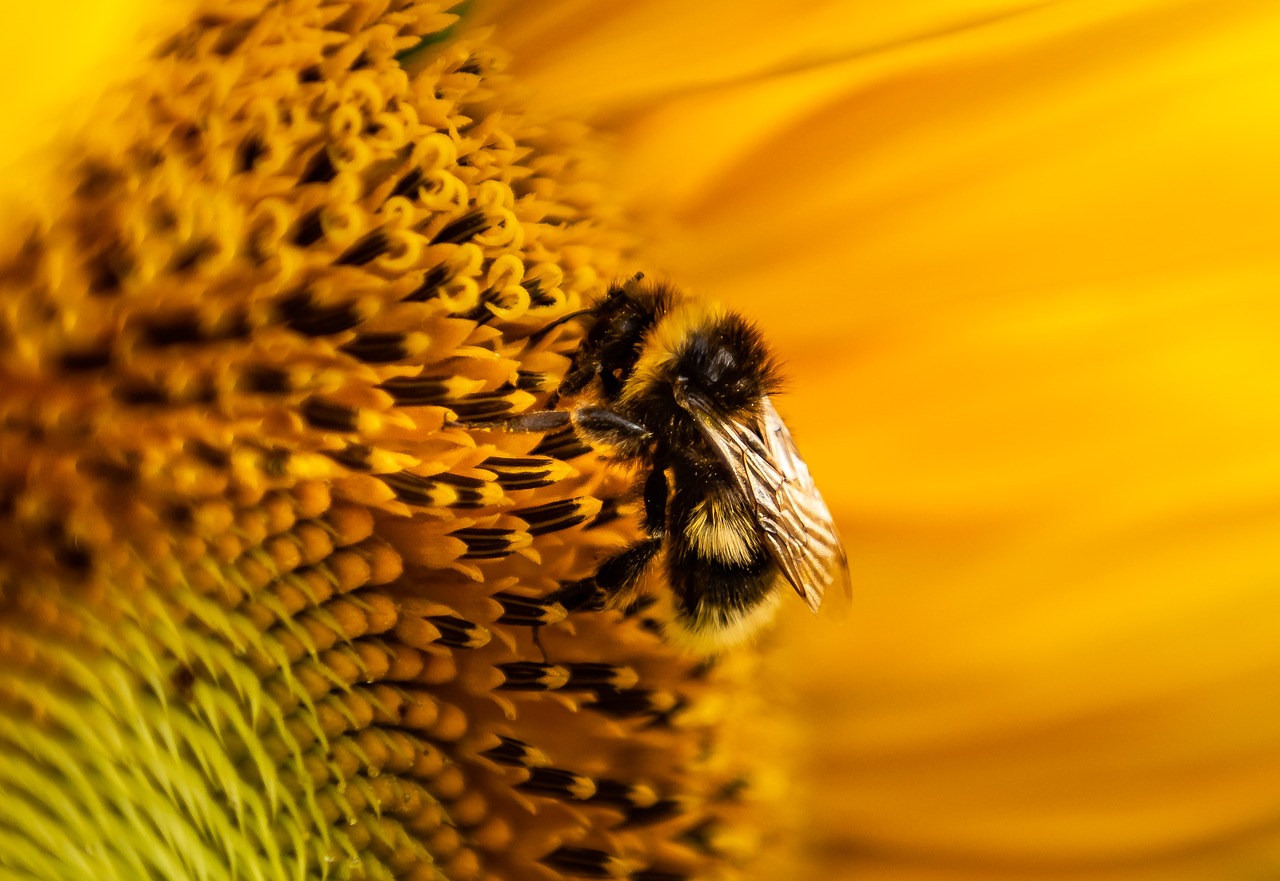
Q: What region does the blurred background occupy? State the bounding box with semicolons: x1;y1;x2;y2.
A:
471;2;1280;879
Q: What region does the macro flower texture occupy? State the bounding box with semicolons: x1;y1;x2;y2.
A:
5;2;1280;881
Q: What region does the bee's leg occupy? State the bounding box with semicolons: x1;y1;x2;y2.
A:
548;361;595;409
537;538;659;661
639;458;669;535
459;406;650;453
461;410;572;432
551;466;668;612
551;537;663;612
569;407;653;459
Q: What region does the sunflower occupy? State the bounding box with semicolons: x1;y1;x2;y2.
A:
5;2;1280;881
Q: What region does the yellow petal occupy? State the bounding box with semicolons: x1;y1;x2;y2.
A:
0;2;199;228
476;0;1061;117
488;1;1280;878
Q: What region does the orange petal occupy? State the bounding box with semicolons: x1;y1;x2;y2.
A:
476;0;1063;117
491;1;1280;877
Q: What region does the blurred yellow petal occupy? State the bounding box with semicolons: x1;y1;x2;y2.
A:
475;0;1057;117
0;2;198;229
484;2;1280;879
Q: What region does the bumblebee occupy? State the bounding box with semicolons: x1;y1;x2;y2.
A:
510;275;850;653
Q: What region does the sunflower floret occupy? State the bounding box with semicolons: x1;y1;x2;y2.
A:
0;2;774;880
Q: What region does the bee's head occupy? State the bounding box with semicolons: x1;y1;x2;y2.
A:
667;312;782;418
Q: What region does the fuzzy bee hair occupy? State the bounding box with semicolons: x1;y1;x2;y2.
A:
525;275;849;653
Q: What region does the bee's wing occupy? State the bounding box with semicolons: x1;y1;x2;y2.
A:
686;393;850;614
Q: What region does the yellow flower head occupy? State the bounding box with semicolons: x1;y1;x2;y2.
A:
0;3;778;880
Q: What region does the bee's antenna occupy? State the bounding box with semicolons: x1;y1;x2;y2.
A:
528;308;594;344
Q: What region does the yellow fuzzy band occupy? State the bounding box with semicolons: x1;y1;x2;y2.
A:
621;294;726;406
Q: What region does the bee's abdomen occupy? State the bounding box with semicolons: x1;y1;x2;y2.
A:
666;482;778;637
685;493;761;567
